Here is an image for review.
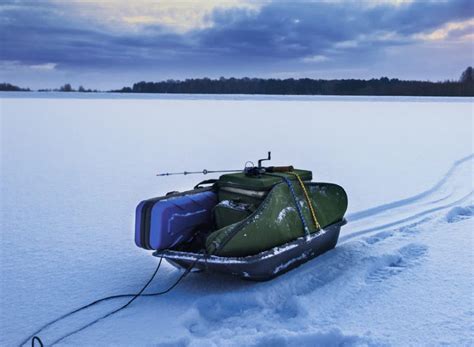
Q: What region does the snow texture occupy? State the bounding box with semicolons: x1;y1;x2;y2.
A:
277;207;296;223
1;93;473;346
216;200;251;212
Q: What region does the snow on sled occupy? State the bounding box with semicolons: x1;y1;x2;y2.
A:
135;153;348;281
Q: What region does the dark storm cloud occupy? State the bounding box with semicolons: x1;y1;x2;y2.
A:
368;0;472;35
198;0;473;61
0;0;472;73
0;1;191;69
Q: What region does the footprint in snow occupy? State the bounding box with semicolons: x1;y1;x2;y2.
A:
193;294;262;323
364;230;394;245
365;243;428;284
445;205;474;223
363;220;424;246
252;328;381;347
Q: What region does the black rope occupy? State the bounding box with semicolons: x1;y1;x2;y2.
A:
24;255;200;346
31;336;43;347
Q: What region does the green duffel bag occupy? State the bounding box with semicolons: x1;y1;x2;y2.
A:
207;181;348;257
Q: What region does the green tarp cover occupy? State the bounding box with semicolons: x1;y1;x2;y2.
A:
206;181;348;257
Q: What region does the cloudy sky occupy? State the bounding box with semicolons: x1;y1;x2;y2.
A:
1;0;473;89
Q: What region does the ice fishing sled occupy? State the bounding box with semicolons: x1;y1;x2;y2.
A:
135;153;348;281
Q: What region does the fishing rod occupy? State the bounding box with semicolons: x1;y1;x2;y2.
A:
156;169;242;176
156;152;288;177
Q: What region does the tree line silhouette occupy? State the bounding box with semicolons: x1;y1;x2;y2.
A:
2;67;473;96
37;84;98;92
116;67;473;96
0;83;30;91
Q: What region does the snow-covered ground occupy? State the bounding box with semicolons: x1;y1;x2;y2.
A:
1;93;473;346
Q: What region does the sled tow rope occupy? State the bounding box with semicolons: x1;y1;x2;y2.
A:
25;254;201;347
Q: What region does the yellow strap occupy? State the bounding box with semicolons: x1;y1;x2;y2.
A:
288;172;321;231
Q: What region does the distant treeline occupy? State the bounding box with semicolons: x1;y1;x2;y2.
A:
116;67;474;96
38;84;98;92
2;67;473;96
0;83;97;92
116;78;473;96
0;83;30;91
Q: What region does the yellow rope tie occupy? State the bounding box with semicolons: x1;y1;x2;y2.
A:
288;172;321;231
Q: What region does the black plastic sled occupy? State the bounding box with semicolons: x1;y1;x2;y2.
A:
154;219;346;281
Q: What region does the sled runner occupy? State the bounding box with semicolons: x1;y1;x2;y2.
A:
135;153;348;280
156;219;345;281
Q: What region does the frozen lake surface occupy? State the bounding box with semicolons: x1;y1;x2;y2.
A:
1;93;473;346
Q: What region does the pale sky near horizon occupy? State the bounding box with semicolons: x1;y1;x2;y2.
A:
1;0;473;90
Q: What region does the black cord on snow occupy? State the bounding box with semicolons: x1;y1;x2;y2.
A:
31;337;43;347
25;256;163;347
25;255;199;347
